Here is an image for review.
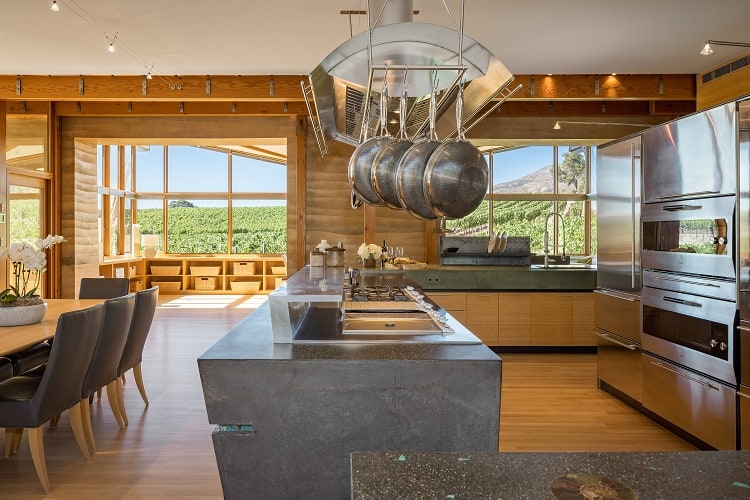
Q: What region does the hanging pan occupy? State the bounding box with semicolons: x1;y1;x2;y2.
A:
372;81;412;209
395;76;442;220
422;84;488;219
347;83;391;206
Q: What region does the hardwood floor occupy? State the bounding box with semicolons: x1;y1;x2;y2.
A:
0;295;693;497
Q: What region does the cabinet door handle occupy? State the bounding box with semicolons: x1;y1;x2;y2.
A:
593;289;638;302
594;330;639;350
653;361;720;391
661;204;702;211
738;325;750;333
663;296;702;308
738;391;750;401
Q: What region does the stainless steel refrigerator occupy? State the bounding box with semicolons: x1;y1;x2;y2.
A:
595;134;643;403
738;98;750;449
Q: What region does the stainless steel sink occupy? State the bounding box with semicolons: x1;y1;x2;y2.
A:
530;263;594;269
342;311;444;335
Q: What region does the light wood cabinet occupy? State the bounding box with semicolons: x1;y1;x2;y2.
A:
427;292;467;325
98;257;146;293
427;290;595;347
465;293;499;345
497;293;531;346
141;255;286;294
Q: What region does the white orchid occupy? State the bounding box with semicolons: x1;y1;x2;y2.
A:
357;243;383;261
0;234;64;305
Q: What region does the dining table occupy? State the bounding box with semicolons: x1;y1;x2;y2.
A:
0;299;105;356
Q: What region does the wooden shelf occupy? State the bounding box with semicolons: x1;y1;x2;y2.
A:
98;256;146;292
141;255;286;294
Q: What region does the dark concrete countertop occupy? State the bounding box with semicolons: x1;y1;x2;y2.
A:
362;265;597;291
351;450;750;499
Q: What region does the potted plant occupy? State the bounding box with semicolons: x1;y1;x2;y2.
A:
0;234;64;326
357;243;383;268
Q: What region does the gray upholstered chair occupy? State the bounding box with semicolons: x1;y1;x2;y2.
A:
80;293;136;453
0;303;104;493
116;286;158;426
0;356;13;383
79;277;131;299
8;341;51;376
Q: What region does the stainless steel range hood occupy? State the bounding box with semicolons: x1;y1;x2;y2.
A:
306;5;516;152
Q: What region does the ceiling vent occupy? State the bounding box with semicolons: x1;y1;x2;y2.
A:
701;54;750;84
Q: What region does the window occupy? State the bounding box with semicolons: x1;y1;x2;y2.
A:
447;145;594;256
99;144;287;257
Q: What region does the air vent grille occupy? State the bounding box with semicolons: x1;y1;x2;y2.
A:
702;55;750;84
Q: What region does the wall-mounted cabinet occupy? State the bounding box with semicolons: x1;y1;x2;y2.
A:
106;255;286;294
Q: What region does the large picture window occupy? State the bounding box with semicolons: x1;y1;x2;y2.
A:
447;145;594;256
99;143;287;257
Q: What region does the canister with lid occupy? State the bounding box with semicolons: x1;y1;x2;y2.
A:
325;246;346;267
310;250;325;267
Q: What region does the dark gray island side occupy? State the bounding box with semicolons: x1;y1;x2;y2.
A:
198;269;501;499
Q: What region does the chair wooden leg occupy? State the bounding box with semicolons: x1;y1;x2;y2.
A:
4;428;22;457
96;388;102;401
49;414;60;429
133;363;149;406
27;426;50;493
106;380;125;429
116;376;128;427
68;403;91;460
81;397;96;454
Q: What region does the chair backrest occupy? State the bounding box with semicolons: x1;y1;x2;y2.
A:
117;286;159;377
31;303;104;424
79;278;131;299
81;293;136;398
0;356;13;383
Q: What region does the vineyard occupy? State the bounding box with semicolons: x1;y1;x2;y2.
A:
136;206;287;253
447;200;595;255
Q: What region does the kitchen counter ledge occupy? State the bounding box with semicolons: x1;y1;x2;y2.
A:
351;450;750;499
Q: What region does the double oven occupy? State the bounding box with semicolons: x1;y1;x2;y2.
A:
639;102;739;450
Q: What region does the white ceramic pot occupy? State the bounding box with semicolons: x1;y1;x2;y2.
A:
0;302;48;327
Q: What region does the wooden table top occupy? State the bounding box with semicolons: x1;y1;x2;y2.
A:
0;299;104;356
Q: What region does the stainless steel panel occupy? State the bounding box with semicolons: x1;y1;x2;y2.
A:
594;289;640;344
641;195;736;280
740;387;750;450
595;329;642;403
596;136;641;292
740;323;750;386
642;102;737;203
642;353;737;450
739;100;750;319
641;286;737;385
644;269;736;302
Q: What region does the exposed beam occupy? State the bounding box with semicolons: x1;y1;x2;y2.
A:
0;74;695;102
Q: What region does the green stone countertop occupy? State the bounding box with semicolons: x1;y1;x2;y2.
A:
361;265;597;291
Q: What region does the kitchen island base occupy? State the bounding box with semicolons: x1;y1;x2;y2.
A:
199;302;501;499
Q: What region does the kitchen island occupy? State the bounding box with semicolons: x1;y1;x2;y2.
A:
198;268;501;499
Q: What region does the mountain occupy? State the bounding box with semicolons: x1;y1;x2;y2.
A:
493;165;554;194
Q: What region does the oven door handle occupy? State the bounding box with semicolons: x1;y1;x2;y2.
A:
652;361;720;391
653;275;720;288
662;296;703;308
654;190;719;201
661;204;702;211
594;330;639;350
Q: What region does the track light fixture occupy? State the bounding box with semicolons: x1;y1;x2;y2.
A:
50;0;59;12
700;40;750;56
107;32;118;53
553;120;652;130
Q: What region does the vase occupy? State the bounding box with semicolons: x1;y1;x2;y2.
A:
362;257;377;268
0;302;48;327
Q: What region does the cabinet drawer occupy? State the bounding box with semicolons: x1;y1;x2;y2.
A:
428;292;466;311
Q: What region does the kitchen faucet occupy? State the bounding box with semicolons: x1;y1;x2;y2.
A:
543;212;566;268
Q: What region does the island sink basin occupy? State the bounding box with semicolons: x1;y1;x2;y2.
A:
342;311;445;335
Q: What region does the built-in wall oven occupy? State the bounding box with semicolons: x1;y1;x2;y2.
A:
639;102;739;450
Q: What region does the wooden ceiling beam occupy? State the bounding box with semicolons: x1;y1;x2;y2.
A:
0;73;695;102
48;100;308;116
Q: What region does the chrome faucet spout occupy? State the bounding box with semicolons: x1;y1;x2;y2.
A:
543;212;566;268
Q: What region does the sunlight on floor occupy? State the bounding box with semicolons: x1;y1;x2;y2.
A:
158;294;268;309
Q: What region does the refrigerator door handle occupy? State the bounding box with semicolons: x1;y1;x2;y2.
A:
631;142;636;290
593;289;638;302
594;330;639;350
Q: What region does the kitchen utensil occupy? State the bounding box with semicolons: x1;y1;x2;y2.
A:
396;76;441;220
348;84;391;206
423;84;488;219
372;84;411;209
488;233;498;253
497;231;508;253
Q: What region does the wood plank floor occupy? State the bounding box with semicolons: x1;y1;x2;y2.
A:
0;295;693;497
